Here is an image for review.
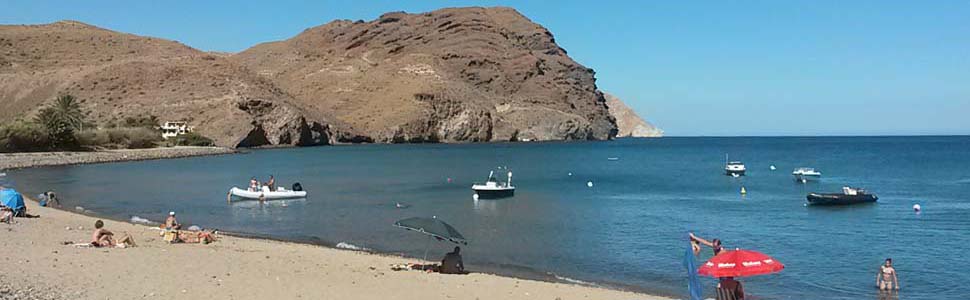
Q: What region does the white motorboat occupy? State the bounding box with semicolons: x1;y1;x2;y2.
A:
228;185;306;201
472;170;514;199
724;155;746;176
792;167;822;182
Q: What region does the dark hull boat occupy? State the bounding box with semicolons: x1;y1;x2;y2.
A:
807;187;878;206
472;169;515;199
473;189;515;199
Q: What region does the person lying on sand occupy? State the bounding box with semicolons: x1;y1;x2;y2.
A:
91;220;135;248
177;229;217;244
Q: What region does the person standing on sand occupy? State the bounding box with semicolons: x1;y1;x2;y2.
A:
689;232;724;256
876;258;900;291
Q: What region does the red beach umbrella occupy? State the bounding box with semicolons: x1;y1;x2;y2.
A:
698;249;784;278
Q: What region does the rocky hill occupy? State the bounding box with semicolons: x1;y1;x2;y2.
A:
604;93;662;138
0;21;333;148
1;7;649;147
231;7;616;142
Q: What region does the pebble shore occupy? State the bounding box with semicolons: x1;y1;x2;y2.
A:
0;146;236;170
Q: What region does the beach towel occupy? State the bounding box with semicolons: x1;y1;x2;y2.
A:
684;237;703;300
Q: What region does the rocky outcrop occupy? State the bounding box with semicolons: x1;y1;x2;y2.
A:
604;93;662;138
232;7;618;142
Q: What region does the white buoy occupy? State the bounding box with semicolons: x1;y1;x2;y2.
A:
568;172;572;176
770;165;776;171
913;204;921;213
740;186;747;194
473;194;479;200
587;181;593;188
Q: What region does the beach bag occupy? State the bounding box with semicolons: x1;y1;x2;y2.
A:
163;230;178;243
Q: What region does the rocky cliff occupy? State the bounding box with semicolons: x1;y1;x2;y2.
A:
231;7;617;142
604;93;662;138
1;7;620;147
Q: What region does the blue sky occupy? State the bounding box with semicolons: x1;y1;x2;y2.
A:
3;1;968;136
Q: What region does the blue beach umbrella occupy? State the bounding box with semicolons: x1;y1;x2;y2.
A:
684;235;703;300
0;188;25;211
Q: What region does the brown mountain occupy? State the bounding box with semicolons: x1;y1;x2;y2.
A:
0;21;336;148
231;7;617;142
604;93;662;138
2;7;622;147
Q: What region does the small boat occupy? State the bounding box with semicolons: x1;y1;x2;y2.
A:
472;170;514;199
806;187;877;206
229;186;306;201
725;155;746;176
792;167;822;182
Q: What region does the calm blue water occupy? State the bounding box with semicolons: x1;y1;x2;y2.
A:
5;137;970;300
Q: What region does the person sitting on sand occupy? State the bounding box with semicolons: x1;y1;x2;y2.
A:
690;232;724;256
165;211;181;230
718;277;745;300
439;246;466;274
91;220;135;248
249;177;259;192
876;258;900;291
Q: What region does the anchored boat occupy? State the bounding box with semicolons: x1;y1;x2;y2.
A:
724;154;746;176
806;187;877;206
228;184;306;201
792;167;822;182
472;170;514;199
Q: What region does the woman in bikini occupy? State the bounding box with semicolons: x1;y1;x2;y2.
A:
876;258;900;290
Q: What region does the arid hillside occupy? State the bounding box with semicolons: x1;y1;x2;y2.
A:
232;7;617;142
0;21;334;148
0;7;659;147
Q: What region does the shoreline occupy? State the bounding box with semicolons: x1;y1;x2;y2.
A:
2;189;675;300
0;146;237;170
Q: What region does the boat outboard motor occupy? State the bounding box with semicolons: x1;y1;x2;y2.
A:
292;182;303;192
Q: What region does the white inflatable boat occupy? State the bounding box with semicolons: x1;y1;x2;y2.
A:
228;186;307;201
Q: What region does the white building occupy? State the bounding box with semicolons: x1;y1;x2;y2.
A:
160;121;190;139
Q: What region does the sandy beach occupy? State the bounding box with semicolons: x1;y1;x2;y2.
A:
1;198;671;300
0;147;236;170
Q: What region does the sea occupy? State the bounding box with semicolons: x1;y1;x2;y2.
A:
4;136;969;300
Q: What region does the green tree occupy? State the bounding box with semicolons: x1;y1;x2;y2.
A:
35;94;84;149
